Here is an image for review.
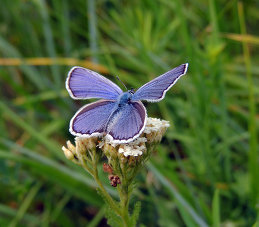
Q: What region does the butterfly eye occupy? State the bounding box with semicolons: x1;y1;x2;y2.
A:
129;88;135;94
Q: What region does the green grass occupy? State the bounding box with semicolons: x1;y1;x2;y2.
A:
0;0;258;226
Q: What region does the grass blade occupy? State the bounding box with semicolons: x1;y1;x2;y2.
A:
238;2;259;210
0;101;61;158
212;189;220;227
0;204;38;225
147;162;209;227
9;182;41;227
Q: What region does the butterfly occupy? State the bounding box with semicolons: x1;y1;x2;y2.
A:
66;63;188;143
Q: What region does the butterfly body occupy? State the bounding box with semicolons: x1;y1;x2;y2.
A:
66;63;188;143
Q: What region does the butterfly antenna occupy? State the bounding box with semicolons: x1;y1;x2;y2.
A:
116;76;128;90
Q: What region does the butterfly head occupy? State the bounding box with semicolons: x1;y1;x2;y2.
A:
117;92;133;107
129;88;135;94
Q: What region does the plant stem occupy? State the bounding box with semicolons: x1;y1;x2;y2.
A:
81;159;93;175
117;183;130;227
81;148;133;226
94;175;121;215
90;150;121;216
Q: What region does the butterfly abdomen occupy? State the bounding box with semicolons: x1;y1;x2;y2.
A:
104;93;136;136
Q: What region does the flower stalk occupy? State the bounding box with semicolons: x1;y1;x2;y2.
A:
62;118;170;226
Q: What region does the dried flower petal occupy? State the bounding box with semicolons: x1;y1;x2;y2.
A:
103;163;113;174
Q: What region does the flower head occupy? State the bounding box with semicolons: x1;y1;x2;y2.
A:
104;117;169;157
62;117;169;186
63;117;169;159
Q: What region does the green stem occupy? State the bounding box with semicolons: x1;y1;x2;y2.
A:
118;184;130;227
81;158;94;176
117;145;157;226
81;148;134;226
90;149;121;216
94;175;121;215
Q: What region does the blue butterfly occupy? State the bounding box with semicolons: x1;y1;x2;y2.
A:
66;63;188;143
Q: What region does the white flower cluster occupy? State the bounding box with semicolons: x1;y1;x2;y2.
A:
108;117;170;157
62;118;170;159
118;137;147;157
144;117;170;144
144;117;170;134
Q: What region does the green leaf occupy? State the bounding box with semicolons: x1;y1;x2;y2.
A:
130;201;141;227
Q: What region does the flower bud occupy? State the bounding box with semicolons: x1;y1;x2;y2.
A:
62;146;75;160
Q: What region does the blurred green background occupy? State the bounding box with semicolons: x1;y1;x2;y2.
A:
0;0;258;226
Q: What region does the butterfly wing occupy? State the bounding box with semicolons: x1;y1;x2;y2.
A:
106;101;147;143
132;63;188;102
66;67;123;100
70;100;116;137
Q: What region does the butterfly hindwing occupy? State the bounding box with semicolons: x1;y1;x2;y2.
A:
106;101;147;143
70;100;116;137
132;63;188;102
66;67;123;100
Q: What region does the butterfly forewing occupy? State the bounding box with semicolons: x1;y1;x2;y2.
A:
132;63;188;102
66;67;123;100
70;100;116;137
106;101;147;143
